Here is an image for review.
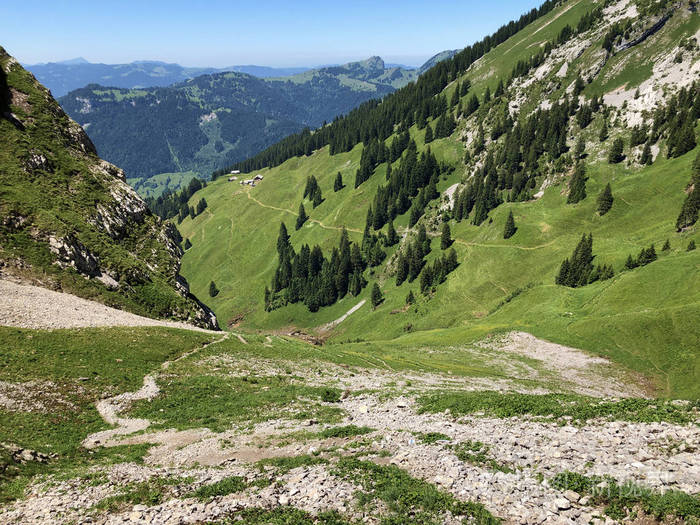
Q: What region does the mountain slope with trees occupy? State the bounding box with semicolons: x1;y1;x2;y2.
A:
178;0;700;397
0;46;218;329
58;57;418;194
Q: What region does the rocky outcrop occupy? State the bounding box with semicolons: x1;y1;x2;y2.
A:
0;45;218;330
615;12;671;52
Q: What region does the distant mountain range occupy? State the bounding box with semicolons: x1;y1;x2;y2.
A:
58;57;421;190
25;59;314;97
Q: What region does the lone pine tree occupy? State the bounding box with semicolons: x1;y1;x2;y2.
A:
209;280;219;297
567;163;587;204
503;210;516;239
640;142;653;165
406;290;415;305
608;138;624;164
440;222;452;249
334;171;343;192
676;175;699;231
296;203;308;230
597;183;614;215
371;283;384;308
312;187;323;208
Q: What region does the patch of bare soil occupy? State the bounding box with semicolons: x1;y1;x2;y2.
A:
480;331;650;398
0;278;218;333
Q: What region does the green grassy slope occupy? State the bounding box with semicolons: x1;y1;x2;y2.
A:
179;0;700;397
0;47;217;328
0;326;216;501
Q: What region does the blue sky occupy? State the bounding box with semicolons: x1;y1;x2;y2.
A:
3;1;542;67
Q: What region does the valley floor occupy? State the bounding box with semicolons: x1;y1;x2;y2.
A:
0;292;698;524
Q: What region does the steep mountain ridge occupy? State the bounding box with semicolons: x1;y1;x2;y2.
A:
58;57;418;193
0;46;218;329
179;0;700;397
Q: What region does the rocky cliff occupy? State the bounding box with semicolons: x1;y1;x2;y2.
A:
0;46;218;329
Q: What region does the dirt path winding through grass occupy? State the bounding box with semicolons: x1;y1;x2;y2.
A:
82;332;229;449
244;189;362;234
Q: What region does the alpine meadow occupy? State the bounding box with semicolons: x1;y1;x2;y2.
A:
1;1;699;524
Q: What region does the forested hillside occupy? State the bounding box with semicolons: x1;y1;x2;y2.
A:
58;57;418;195
179;0;700;397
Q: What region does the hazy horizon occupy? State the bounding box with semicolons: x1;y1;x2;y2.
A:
2;0;541;68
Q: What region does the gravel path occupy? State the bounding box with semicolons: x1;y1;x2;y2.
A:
318;299;366;332
0;279;218;332
82;332;229;449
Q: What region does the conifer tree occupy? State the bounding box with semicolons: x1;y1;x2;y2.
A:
597;183;614;216
668;119;697;158
303;175;319;199
417;224;431;256
495;79;505;98
555;233;595;287
676;176;699;231
624;254;639;270
349;271;364;297
424;124;434;144
688;240;696;251
386;221;399;246
575;138;586;159
420;265;433;294
208;280;219;297
465;94;480;116
395;254;408;285
334;171;343;192
450;86;460;107
440;222;452;249
608;138;624;164
406;290;415;305
277;222;291;257
637;244;657;265
295;203;308;230
640;142;653;165
371;283;384;308
662;239;671;251
503;211;516;239
567;163;587;204
599;120;609;142
446;248;458;272
312;187;323;208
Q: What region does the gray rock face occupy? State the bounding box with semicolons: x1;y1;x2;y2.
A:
48;234;101;277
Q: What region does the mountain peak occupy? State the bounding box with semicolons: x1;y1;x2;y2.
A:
360;56;385;70
56;57;89;65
